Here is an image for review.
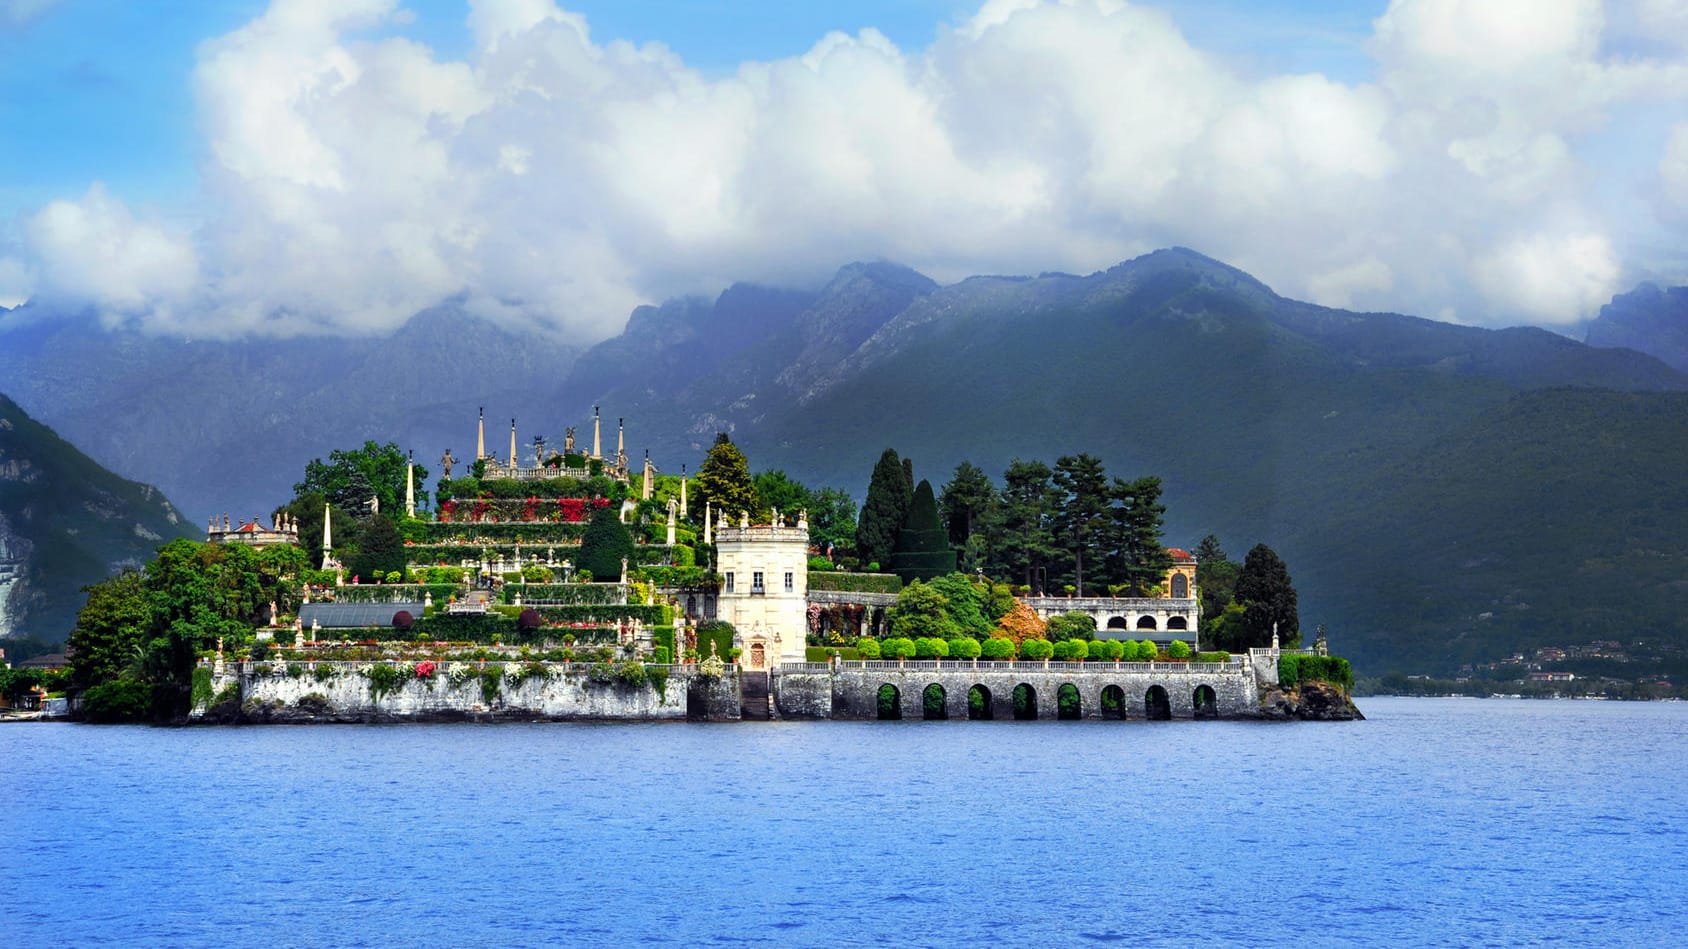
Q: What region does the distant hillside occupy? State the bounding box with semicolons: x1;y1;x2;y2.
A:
0;393;194;642
0;302;581;520
554;249;1688;672
1585;282;1688;373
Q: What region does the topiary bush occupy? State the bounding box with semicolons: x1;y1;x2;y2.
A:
980;636;1014;660
1086;639;1110;661
1021;639;1054;661
856;637;882;659
1102;640;1126;662
948;637;982;660
913;637;949;659
1167;639;1191;659
881;637;916;660
517;608;542;631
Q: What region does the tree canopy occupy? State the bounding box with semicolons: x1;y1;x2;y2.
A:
578;503;636;581
294;440;425;516
694;433;760;524
1235;543;1300;648
888;479;955;584
856;448;912;570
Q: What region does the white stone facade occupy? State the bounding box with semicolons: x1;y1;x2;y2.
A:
715;522;809;668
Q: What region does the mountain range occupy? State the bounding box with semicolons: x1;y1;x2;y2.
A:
3;249;1685;672
0;393;193;642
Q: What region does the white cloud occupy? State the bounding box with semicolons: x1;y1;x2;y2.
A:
1663;123;1688;212
6;0;1688;337
21;183;199;316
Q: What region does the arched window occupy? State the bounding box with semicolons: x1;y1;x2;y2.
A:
1171;573;1188;598
1136;615;1158;630
1167;616;1188;630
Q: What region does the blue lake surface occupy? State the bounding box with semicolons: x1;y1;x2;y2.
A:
4;697;1687;946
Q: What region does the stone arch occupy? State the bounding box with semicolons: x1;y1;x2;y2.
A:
685;594;698;617
922;683;947;720
1193;684;1217;719
877;684;901;720
1100;684;1127;719
1144;685;1171;720
1057;683;1082;720
1167;616;1188;630
1106;616;1130;630
1136;615;1158;630
1012;683;1038;720
967;684;993;720
1171;573;1188;598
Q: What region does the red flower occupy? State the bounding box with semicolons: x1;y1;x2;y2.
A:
414;660;437;679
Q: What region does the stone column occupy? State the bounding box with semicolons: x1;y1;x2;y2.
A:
477;407;486;460
592;406;601;459
666;501;677;546
405;455;415;518
680;466;688;517
510;418;517;468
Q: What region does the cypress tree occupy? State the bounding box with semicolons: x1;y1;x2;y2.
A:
579;503;636;582
857;448;912;570
1235;543;1300;647
939;461;995;549
888;480;956;584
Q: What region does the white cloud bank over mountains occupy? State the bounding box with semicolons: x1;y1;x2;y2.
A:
3;0;1687;338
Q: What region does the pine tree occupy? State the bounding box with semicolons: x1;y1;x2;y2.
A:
1193;534;1240;621
694;433;760;524
1235;543;1300;648
579;503;636;582
1052;453;1111;597
993;459;1056;593
939;461;995;549
1107;476;1173;596
888;480;955;584
857;448;912;569
347;514;404;581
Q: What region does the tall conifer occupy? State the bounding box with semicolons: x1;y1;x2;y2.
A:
857;448;912;569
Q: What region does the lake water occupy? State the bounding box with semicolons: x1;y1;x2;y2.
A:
4;697;1686;946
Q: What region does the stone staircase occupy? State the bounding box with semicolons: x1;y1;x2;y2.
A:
740;671;772;720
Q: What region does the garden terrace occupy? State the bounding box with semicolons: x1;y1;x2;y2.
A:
808;572;903;595
435;475;626;504
497;584;628;605
407;522;590;544
318;584;462;604
404;543;680;567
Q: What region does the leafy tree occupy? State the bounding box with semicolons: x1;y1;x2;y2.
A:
857;448;912;570
993;459;1056;593
1052;453;1111;596
346;515;405;582
1202;601;1250;653
1235;543;1300;648
694;433;760;524
1107;476;1173;596
752;469;812;519
882;637;917;660
993;600;1047;643
578;504;636;582
294;441;426;516
66;571;150;692
279;492;360;570
939;461;995;550
1045;611;1097;642
888;581;961;641
889;480;955;583
925;573;992;637
807;487;857;551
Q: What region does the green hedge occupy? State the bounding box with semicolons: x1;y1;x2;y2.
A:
534;604;671;625
499;583;626;605
639;566;719;589
808;572;903;594
436;476;625;502
805;646;862;661
1279;654;1354;691
404;543;679;565
326;584;461;603
652;627;676;658
695;623;735;662
410;522;590;544
410;613;518;642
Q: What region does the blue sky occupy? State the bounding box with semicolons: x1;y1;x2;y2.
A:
1;1;1683;335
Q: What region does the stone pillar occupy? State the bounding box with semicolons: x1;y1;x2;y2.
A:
477;407;485;460
666;501;677;546
680;466;687;517
405;456;415;518
617;418;625;462
703;505;712;545
510;419;517;468
642;450;653;499
321;501;333;561
593;406;601;459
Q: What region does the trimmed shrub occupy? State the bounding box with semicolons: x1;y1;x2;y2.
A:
913;637;949;659
856;637;881;660
808;572;903;594
948;637;982;660
1045;611;1097;642
805;646;862;662
695;621;736;663
881;637;917;660
1049;640;1078;661
980;637;1015;661
1167;639;1192;659
1086;640;1110;661
1102;640;1126;662
1021;639;1054;661
1196;651;1231;664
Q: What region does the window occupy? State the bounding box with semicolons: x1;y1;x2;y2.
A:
752;571;765;594
724;572;734;592
1171;573;1189;598
784;571;794;592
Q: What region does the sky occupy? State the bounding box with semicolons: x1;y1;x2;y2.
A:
1;0;1685;340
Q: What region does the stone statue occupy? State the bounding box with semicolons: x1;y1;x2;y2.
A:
440;448;456;480
564;427;576;453
365;495;380;515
